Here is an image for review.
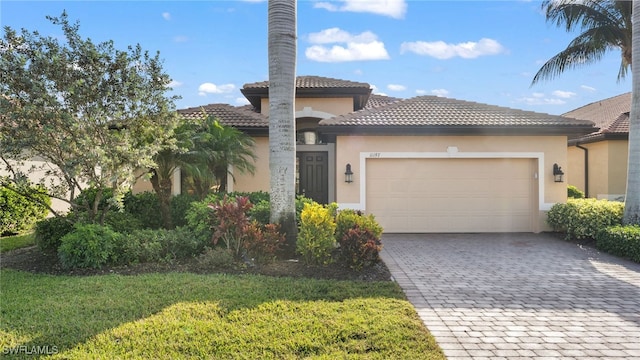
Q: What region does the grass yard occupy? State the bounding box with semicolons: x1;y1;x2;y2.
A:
0;269;445;359
0;233;35;253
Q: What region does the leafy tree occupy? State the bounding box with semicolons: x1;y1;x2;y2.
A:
268;0;298;255
0;12;179;223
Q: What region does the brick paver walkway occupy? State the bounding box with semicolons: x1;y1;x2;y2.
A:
381;233;640;359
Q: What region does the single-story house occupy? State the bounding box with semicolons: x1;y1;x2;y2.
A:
565;93;630;201
133;76;596;233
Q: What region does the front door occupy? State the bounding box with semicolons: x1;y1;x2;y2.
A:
297;152;328;204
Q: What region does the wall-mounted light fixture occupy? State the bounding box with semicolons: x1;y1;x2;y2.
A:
553;163;564;183
345;163;353;183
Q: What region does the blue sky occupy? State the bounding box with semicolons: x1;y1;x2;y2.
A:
1;0;632;115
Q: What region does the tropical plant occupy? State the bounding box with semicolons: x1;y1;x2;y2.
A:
184;116;256;198
268;0;298;254
532;0;632;84
0;12;180;222
533;0;639;225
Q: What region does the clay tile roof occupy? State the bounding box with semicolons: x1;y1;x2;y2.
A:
563;92;630;142
364;94;401;109
178;103;267;128
242;75;371;89
563;92;630;129
320;95;593;128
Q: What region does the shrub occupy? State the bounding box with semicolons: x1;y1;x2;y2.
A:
248;199;271;226
170;193;198;228
185;199;216;242
297;202;336;265
103;211;143;234
34;215;75;253
211;196;254;256
568;185;585;199
335;209;383;242
197;247;235;269
0;182;50;235
123;191;163;229
295;195;316;226
547;198;624;240
596;225;640;263
116;227;207;265
243;223;286;263
339;225;383;270
74;187;116;213
58;224;122;269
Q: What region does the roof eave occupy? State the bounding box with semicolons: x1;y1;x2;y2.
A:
318;125;597;137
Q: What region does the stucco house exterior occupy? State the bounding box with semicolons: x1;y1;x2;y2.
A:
565;93;630;201
137;76;595;233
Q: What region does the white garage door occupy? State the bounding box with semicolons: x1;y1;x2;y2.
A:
366;158;536;233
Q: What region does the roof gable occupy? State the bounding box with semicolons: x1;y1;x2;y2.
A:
563;92;630;143
240;75;372;112
178;103;267;129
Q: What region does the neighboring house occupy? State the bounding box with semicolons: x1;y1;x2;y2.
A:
565;93;630;201
145;75;594;233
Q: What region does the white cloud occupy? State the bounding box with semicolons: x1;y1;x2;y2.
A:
581;85;596;92
308;28;377;44
314;0;407;19
167;80;182;88
235;97;250;105
387;84;406;91
162;12;171;21
305;28;389;62
400;38;506;59
431;89;450;97
552;90;576;99
517;93;566;106
415;89;427;95
173;36;189;43
370;84;387;96
198;83;235;96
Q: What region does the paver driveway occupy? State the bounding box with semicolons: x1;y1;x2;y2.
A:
380;233;640;360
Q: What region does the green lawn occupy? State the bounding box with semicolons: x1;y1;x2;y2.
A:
0;270;445;359
0;233;35;253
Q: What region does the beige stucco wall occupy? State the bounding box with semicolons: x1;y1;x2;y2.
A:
259;97;353;117
607;140;628;200
568;140;628;200
230;136;270;193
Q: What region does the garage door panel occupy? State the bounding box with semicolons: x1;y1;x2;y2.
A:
366;158;535;233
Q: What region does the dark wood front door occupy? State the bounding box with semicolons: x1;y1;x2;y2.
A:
297;152;328;204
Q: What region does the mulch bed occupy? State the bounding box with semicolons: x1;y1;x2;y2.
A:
0;246;392;282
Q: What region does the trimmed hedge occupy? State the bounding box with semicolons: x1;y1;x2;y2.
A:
567;185;585;199
596;225;640;263
547;198;624;240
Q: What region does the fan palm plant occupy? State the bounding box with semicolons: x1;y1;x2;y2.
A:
532;0;632;85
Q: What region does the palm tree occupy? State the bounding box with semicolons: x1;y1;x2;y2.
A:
533;0;639;225
532;0;632;85
186;116;256;198
150;121;195;229
626;1;640;225
268;0;298;254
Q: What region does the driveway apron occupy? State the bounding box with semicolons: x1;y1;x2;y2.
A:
381;233;640;359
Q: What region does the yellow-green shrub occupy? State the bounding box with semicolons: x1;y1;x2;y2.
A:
596;225;640;263
297;202;336;265
547;198;624;240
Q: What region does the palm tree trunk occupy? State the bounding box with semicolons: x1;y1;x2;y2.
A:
268;0;297;254
624;0;640;225
150;170;174;229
